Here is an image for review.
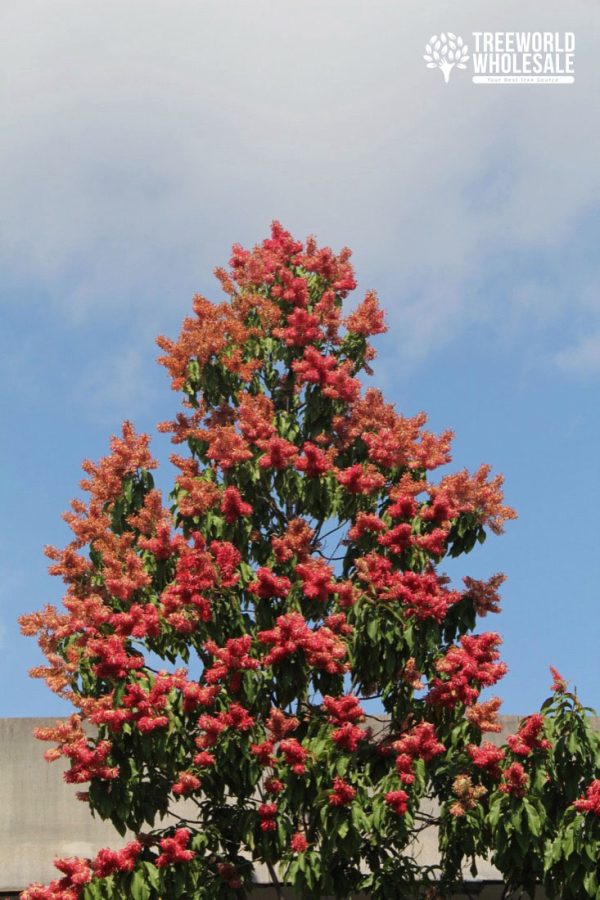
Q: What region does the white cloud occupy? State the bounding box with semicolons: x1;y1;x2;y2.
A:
1;0;599;370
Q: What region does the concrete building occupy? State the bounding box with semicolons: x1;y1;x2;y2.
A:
1;716;597;898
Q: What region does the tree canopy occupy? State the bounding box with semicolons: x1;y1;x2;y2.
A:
21;224;599;899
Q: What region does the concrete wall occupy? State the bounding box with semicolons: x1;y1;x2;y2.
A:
0;718;124;892
2;716;597;895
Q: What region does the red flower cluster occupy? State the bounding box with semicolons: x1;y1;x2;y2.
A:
466;697;503;733
21;857;92;899
356;553;461;622
204;635;259;692
434;466;516;535
79;422;157;505
323;694;365;725
295;442;336;477
21;840;143;900
377;523;413;555
336;463;385;495
295;559;336;602
171;458;221;519
462;573;506;617
251;740;276;767
329;776;357;806
193;750;216;768
196;702;255;750
258;802;278;832
331;722;367;753
266;707;300;740
271;519;314;563
160;534;216;630
573;780;600;816
265;776;284;794
93;841;142;878
248;567;291;600
90;669;212;734
205;425;253;470
61;739;119;785
394;571;461;623
467;741;506;779
172;771;201;796
216;861;242;890
549;665;568;694
258;436;299;470
292;348;360;402
344;291;386;337
290;832;309;853
275;307;323;347
83;631;144;680
499;762;529;798
221;486;253;524
156;828;196;867
385;790;409;815
506;714;551;756
427;633;507;709
393;723;445;785
348;512;386;541
279;738;309;775
258;612;348;675
161;535;241;632
107;602;160;641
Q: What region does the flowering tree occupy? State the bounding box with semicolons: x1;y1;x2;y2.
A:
21;224;599;899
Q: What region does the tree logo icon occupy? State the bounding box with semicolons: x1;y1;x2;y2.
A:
424;33;470;83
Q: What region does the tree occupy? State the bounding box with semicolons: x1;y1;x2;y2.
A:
20;224;599;900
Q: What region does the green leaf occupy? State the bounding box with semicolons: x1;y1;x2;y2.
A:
523;799;542;837
142;861;159;890
130;869;151;900
338;819;350;839
562;826;575;859
367;618;379;640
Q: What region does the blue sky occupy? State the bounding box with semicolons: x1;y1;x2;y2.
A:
1;0;599;717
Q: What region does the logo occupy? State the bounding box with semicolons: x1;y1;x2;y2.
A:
424;31;575;85
471;32;575;84
424;33;470;83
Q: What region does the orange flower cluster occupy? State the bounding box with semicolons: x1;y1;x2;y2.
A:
449;773;488;817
